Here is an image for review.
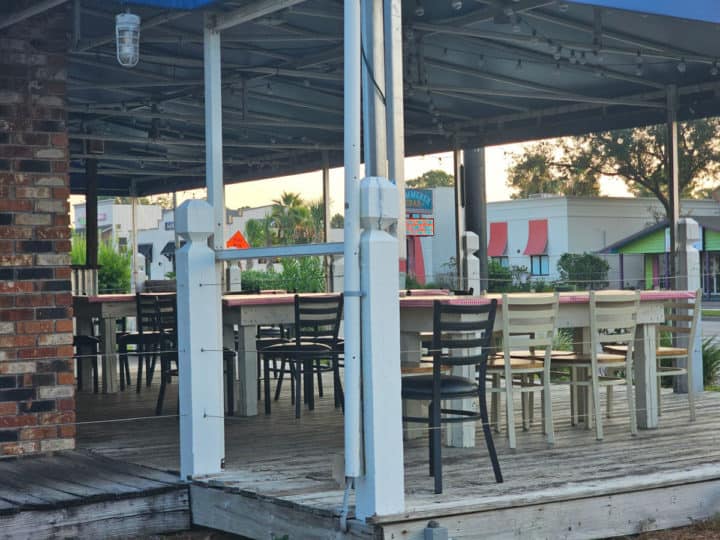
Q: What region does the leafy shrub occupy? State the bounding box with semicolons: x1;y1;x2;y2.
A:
487;259;512;292
240;257;326;293
98;242;131;294
71;234;131;293
556;252;609;290
703;337;720;388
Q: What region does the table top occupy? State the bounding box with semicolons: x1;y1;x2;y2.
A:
74;289;695;308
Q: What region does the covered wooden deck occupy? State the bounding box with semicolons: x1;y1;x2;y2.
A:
77;374;720;539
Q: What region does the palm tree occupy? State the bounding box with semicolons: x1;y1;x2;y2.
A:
271;191;310;244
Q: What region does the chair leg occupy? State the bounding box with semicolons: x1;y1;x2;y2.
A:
543;373;554;445
76;357;84;391
570;367;578;426
155;356;168;416
431;399;443;494
479;387;503;483
92;353;99;394
428;401;435;477
263;355;271;415
333;355;344;411
626;359;637;436
505;371;517;450
315;359;324;398
490;374;500;433
135;348;144;394
295;360;302;419
687;356;696;422
225;354;235;417
305;358;315;411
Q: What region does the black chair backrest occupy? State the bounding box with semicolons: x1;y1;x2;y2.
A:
431;299;497;370
136;293;159;335
155;293;177;335
293;294;343;345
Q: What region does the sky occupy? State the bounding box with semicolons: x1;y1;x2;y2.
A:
70;142;633;217
191;142;631;214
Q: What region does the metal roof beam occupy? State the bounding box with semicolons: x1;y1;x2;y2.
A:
524;9;710;60
211;0;307;31
0;0;70;30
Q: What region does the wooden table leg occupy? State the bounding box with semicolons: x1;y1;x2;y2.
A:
233;323;258;417
100;316;119;393
75;315;94;394
635;323;659;429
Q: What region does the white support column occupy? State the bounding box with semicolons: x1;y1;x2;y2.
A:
676;218;703;394
344;0;363;481
384;0;406;285
204;16;225;252
462;231;481;295
176;200;225;480
356;176;405;520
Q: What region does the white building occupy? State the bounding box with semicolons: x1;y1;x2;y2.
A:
486;196;720;287
72;199;163;250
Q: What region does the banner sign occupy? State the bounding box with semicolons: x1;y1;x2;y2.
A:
407;218;434;237
405;189;433;214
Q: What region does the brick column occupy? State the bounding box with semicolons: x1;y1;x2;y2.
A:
0;5;74;455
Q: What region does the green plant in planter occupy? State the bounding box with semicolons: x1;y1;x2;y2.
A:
97;242;131;294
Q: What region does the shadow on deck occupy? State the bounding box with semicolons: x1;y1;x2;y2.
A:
77;374;720;539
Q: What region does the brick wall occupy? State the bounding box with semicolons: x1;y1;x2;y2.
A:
0;5;74;455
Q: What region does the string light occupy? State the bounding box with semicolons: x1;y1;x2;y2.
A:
553;45;562;61
677;58;687;73
451;0;463;10
512;15;521;33
515;58;523;70
477;54;485;68
569;49;577;64
711;61;719;77
557;1;569;12
579;51;587;65
414;0;425;17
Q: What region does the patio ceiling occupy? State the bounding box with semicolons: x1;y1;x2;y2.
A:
61;0;720;196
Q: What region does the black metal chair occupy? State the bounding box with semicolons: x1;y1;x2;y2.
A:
74;334;99;393
118;293;163;393
260;294;343;418
154;293;178;416
402;299;502;494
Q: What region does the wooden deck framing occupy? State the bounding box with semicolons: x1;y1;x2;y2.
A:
77;373;720;539
0;450;189;539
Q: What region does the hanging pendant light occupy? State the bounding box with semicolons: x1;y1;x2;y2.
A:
116;10;141;68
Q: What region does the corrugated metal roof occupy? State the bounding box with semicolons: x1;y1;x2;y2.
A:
570;1;720;24
64;1;720;196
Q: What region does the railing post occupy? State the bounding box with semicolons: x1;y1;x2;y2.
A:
356;176;405;519
175;200;225;479
462;231;481;294
676;218;703;394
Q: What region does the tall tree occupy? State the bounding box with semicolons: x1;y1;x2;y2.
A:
406;169;454;188
271;191;311;244
506;118;720;216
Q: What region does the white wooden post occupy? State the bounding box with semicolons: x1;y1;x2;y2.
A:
176;200;225;480
462;231;481;294
676;218;703;393
356;176;405;519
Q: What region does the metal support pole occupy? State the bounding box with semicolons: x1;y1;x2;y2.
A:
362;0;387;177
453;148;465;289
464;148;488;292
204;16;226;251
344;0;362;481
666;85;680;289
384;0;406;285
322;151;332;291
85;159;98;268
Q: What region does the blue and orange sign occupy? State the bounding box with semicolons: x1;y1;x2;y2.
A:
407;218;434;237
405;189;433;214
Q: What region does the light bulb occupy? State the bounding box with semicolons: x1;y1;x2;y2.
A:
414;0;425;17
451;0;463;11
677;58;687;73
116;11;141;68
711;62;719;77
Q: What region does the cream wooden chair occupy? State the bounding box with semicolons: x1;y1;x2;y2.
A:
487;292;559;449
605;289;700;421
552;290;640;440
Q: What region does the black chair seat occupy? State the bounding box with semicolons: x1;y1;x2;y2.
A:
402;375;478;399
261;341;332;358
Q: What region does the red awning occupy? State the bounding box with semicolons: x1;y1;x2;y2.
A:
523;219;548;255
226;230;250;249
487;222;508;257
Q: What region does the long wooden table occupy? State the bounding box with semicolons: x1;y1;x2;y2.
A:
75;291;694;434
223;290;695;433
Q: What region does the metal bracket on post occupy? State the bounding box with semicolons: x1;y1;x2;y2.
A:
176;200;225;480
